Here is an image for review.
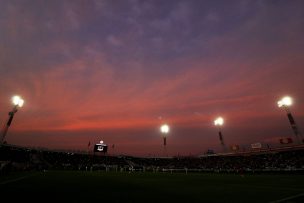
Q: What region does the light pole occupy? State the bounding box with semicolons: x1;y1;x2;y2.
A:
277;96;302;144
160;124;169;156
0;95;24;144
214;117;225;150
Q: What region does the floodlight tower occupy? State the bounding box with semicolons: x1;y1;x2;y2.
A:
214;117;225;149
160;124;170;156
0;96;24;144
277;96;302;143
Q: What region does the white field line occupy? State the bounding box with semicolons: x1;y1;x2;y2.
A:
269;192;304;203
0;174;35;185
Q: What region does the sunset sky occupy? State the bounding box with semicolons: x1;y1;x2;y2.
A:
0;0;303;156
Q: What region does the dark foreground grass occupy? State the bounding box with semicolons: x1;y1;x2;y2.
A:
1;171;304;202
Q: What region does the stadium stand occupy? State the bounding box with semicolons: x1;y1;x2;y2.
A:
1;144;304;175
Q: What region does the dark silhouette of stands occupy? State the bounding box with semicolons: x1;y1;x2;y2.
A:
1;144;304;175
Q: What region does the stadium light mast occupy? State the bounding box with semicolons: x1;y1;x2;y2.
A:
160;124;170;156
0;95;24;144
214;117;225;150
277;96;302;144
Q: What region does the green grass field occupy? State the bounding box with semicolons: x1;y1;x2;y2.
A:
1;171;304;202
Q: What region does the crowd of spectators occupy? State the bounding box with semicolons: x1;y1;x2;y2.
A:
128;150;304;173
1;144;304;175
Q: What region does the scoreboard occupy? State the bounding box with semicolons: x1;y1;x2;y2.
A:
94;143;108;153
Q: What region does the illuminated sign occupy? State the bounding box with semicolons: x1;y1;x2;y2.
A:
94;143;108;152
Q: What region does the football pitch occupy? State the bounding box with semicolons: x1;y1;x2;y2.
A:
1;171;304;202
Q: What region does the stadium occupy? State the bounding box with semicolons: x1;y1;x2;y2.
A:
1;97;304;201
1;142;304;202
1;0;304;202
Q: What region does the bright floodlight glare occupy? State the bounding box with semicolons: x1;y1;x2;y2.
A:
214;117;224;126
12;96;24;107
160;124;170;134
18;99;24;107
278;96;292;108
